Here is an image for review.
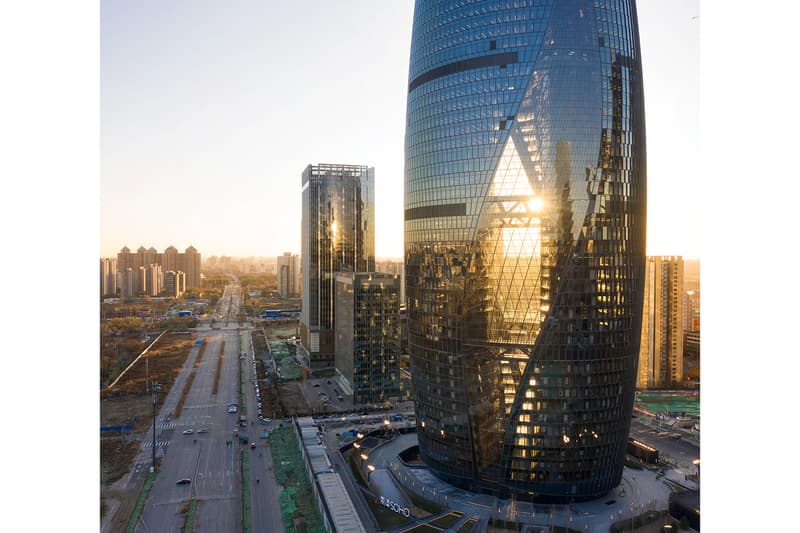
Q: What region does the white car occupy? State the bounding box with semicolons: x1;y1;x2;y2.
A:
182;429;194;435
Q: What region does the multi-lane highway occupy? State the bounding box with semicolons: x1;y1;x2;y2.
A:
126;279;267;532
126;279;286;532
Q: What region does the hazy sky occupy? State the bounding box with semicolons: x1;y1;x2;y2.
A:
101;0;699;259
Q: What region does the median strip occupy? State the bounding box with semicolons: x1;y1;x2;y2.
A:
212;340;225;395
193;336;209;368
173;372;196;418
125;470;155;533
241;449;252;533
182;498;198;533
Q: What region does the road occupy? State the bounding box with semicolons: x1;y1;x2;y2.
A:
628;418;700;470
239;328;285;533
130;281;245;532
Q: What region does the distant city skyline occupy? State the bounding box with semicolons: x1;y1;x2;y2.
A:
100;0;699;259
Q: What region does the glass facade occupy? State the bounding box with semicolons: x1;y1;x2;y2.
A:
404;0;646;502
301;164;375;368
335;273;401;404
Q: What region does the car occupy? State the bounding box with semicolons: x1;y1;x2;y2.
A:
176;478;191;485
197;428;209;434
313;383;320;387
250;442;256;449
183;429;194;435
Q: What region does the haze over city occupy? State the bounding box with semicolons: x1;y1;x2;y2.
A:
100;0;699;259
6;0;800;530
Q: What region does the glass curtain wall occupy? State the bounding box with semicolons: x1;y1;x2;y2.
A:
405;0;646;502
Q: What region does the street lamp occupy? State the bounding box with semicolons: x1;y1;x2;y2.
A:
151;382;160;473
367;464;376;482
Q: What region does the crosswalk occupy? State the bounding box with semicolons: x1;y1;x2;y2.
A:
141;440;171;449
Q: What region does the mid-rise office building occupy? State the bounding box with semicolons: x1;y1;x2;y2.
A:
376;259;406;303
405;0;647;502
638;256;684;389
277;252;299;298
334;273;401;404
300;164;375;369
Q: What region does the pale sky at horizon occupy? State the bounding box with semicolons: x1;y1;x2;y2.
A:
100;0;700;260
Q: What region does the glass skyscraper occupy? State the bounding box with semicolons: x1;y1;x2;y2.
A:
301;164;375;369
404;0;646;502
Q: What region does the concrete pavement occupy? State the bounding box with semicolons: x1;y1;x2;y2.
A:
352;432;679;533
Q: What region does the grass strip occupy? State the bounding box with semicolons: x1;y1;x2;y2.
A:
182;499;198;533
279;487;297;532
240;359;247;415
173;371;196;418
212;341;224;395
269;426;325;533
193;336;209;368
241;449;252;533
125;470;155;533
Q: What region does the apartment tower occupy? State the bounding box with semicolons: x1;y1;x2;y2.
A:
638;256;684;389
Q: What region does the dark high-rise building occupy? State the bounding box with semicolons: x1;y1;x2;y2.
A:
334;272;401;404
404;0;647;502
301;164;375;369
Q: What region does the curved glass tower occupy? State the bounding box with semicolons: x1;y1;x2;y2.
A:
404;0;646;502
